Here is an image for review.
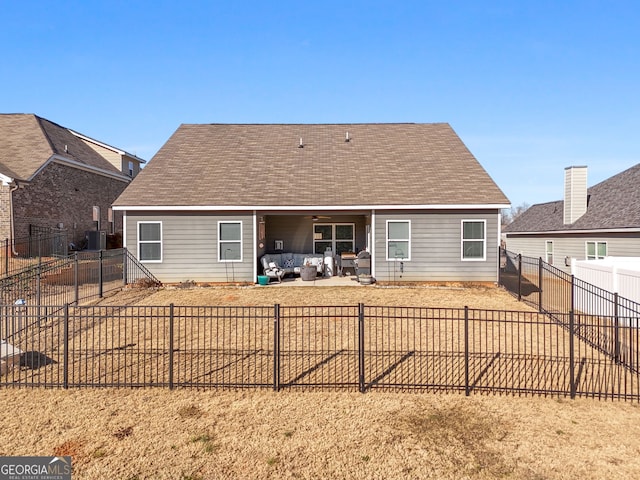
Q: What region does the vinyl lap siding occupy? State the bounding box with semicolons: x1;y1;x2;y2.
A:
373;210;500;282
125;212;254;283
505;233;640;274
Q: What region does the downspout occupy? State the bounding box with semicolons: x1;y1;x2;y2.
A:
8;181;19;255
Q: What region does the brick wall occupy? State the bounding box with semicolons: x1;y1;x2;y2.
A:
11;162;129;245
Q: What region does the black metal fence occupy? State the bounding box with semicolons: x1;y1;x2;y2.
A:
2;303;638;400
0;249;160;340
499;248;640;376
0;231;68;278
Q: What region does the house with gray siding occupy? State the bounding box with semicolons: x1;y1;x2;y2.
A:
504;164;640;272
112;123;509;284
0;114;145;250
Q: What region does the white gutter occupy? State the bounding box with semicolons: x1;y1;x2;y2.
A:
113;203;510;212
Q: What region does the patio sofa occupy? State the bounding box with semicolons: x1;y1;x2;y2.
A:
260;253;324;278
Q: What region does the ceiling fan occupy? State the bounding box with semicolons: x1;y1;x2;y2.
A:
303;215;332;221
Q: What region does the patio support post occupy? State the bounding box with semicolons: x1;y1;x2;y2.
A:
273;304;280;392
358;303;365;393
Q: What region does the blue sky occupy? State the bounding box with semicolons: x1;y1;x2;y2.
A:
2;1;639;208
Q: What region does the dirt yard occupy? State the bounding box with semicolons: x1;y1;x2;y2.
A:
2;284;640;479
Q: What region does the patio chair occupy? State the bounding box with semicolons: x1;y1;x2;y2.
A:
354;251;371;282
261;257;285;283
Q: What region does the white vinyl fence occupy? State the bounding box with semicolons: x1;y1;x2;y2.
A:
572;257;640;324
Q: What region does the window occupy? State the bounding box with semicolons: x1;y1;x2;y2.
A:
545;241;554;264
586;241;607;260
313;224;354;255
386;220;410;260
128;160;134;177
219;221;242;261
461;220;486;261
138;222;162;262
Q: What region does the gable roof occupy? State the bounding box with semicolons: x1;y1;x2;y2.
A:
114;123;509;209
0;114;129;182
505;163;640;233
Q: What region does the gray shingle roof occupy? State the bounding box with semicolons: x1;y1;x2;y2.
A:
0;114;123;181
114;123;509;208
505;163;640;232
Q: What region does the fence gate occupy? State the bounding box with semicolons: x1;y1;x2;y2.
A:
28;225;67;257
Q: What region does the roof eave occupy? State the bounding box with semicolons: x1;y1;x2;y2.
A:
113;203;510;211
506;227;640;235
32;155;132;183
69;130;147;164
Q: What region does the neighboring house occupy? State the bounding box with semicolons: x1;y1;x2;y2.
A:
113;123;509;284
504;164;640;272
0;114;145;251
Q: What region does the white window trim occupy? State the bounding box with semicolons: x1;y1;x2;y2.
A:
585;241;607;260
461;219;486;262
218;220;243;262
137;221;162;263
545;240;554;264
386;220;411;261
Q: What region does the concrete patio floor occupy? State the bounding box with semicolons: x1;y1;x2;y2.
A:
265;273;372;287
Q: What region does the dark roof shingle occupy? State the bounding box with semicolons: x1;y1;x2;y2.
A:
505;163;640;232
0;114;122;181
114;123;509;208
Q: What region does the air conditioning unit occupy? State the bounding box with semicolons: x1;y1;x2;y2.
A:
86;230;107;250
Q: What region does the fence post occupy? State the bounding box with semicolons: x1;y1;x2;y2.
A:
517;254;522;301
569;309;576;399
358;303;365;393
36;255;42;311
570;274;575;314
614;293;620;364
464;306;470;396
74;252;79;305
122;248;128;286
273;304;280;392
63;303;69;389
98;250;104;298
169;303;174;390
4;238;8;275
538;257;543;313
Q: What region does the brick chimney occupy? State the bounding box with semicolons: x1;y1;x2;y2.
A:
563;166;588;224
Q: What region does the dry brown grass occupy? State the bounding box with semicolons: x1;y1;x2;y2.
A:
2;284;640;479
